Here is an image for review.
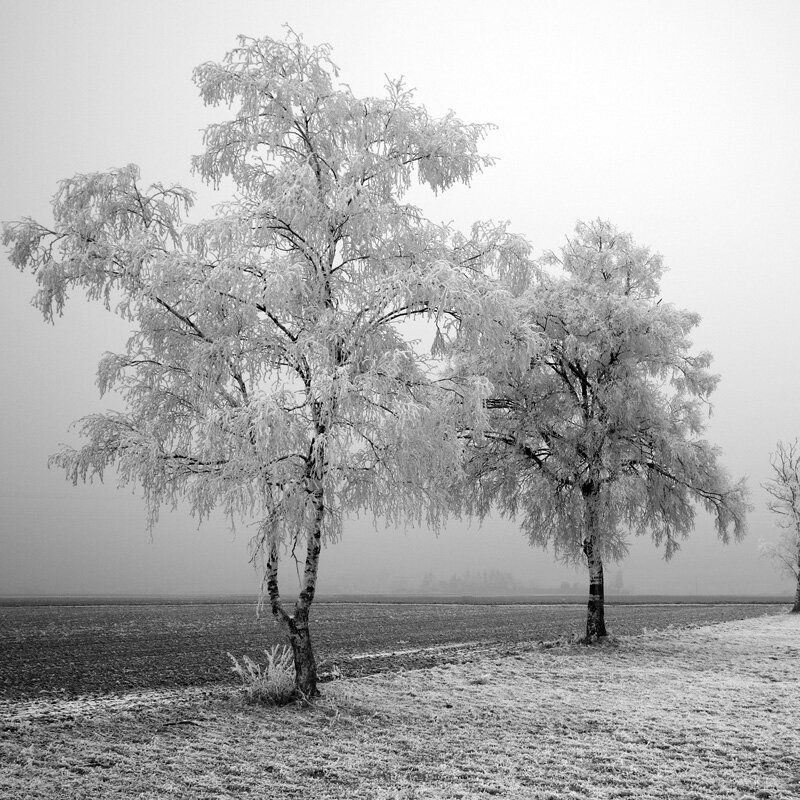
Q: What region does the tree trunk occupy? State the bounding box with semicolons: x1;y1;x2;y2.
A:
581;482;607;640
792;552;800;613
289;473;324;698
583;535;607;639
287;606;318;697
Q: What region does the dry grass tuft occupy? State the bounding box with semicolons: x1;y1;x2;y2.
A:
2;613;798;799
228;645;296;706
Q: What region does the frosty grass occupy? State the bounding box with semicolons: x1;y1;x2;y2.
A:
1;613;798;799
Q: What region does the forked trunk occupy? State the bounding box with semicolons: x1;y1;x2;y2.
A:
265;502;323;699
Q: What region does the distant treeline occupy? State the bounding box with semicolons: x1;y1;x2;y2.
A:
416;570;608;596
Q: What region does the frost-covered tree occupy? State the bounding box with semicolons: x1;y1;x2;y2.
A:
3;30;529;696
761;439;800;612
458;220;749;640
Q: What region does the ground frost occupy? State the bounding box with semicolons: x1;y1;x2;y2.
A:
1;613;798;798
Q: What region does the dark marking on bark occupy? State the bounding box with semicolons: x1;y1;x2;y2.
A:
583;535;608;641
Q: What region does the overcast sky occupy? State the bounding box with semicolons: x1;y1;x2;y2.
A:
1;0;798;597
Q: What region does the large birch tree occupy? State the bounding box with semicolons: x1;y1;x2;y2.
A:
457;220;749;639
3;29;529;696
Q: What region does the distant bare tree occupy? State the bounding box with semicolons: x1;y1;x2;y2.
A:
761;439;800;612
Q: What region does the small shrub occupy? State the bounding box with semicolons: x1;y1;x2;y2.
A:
228;644;296;706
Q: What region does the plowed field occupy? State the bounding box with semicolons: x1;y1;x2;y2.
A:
0;600;786;699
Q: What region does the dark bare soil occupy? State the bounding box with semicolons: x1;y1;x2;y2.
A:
0;601;786;699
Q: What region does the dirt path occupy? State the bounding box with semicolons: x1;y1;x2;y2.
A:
2;612;798;799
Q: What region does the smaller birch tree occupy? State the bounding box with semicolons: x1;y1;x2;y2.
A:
761;439;800;612
458;220;749;640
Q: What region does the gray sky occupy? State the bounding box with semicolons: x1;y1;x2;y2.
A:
1;0;798;597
